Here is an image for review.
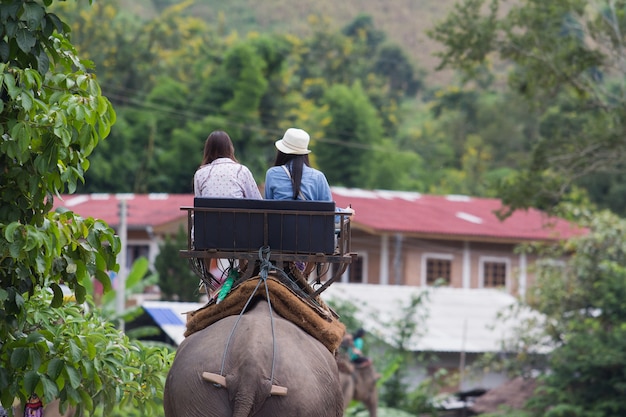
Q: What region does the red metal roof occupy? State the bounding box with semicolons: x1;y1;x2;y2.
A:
331;187;584;242
53;189;584;241
53;193;193;229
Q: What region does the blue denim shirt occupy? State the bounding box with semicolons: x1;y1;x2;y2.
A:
264;164;333;201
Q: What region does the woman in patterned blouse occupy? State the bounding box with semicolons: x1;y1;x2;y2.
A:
193;130;262;199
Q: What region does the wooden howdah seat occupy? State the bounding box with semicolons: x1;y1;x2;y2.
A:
180;198;354;297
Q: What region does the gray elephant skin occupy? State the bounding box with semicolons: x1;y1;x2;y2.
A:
164;300;344;417
338;357;379;417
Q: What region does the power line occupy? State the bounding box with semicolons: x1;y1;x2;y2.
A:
102;85;422;156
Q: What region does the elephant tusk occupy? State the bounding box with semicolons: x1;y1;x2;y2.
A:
270;385;288;396
202;372;227;388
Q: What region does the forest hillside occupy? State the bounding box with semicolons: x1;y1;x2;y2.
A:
121;0;471;86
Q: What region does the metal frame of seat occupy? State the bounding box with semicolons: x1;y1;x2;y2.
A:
179;201;354;297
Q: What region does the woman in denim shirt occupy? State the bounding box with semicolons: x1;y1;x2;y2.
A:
264;128;333;201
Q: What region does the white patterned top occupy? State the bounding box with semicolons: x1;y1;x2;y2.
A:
193;158;262;199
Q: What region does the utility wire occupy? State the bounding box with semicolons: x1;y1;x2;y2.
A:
102;86;423;156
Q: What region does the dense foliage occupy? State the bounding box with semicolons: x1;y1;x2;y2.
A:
53;0;626;215
479;207;626;416
430;0;626;216
0;0;171;413
54;0;537;203
3;292;170;416
39;0;626;218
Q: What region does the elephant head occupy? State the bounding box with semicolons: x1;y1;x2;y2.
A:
337;355;379;417
164;298;344;417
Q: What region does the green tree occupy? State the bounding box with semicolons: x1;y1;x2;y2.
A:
372;44;422;98
57;0;232;193
316;82;383;188
54;0;219;106
81;105;161;193
378;293;429;410
296;15;419;139
6;290;171;416
52;2;426;194
187;35;286;178
363;137;425;191
0;0;117;322
430;0;626;215
487;207;626;416
0;0;169;413
155;227;201;302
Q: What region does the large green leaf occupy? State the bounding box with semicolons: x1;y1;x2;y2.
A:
47;358;64;381
10;347;28;369
41;375;59;402
22;2;45;29
23;371;40;395
15;28;36;52
125;256;149;289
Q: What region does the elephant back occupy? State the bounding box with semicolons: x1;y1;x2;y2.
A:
185;275;345;352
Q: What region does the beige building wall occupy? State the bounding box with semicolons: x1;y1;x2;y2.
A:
349;231;544;297
133;216;545;297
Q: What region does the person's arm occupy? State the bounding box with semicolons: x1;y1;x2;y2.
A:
264;169;274;199
313;171;354;223
316;172;333;201
193;171;201;197
239;166;262;199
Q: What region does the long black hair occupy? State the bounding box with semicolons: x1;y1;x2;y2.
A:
273;151;310;200
353;328;366;339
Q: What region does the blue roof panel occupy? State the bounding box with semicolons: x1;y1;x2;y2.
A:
144;307;186;326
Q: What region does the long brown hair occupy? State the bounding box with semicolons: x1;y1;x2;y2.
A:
273;151;310;200
201;131;238;165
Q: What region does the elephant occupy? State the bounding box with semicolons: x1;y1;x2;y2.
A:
337;355;379;417
164;298;344;417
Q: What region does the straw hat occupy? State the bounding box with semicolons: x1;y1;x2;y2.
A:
275;128;311;155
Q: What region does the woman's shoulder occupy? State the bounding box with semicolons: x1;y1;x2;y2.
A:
303;165;327;178
195;164;210;173
266;165;286;176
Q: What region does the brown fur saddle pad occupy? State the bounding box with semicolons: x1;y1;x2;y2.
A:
184;275;346;352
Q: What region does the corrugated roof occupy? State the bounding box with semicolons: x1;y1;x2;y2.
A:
144;307;186;326
52;188;584;241
331;187;583;242
52;193;192;229
321;283;525;353
142;301;201;345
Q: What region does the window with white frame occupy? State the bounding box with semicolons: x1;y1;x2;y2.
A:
422;253;453;286
479;256;510;288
